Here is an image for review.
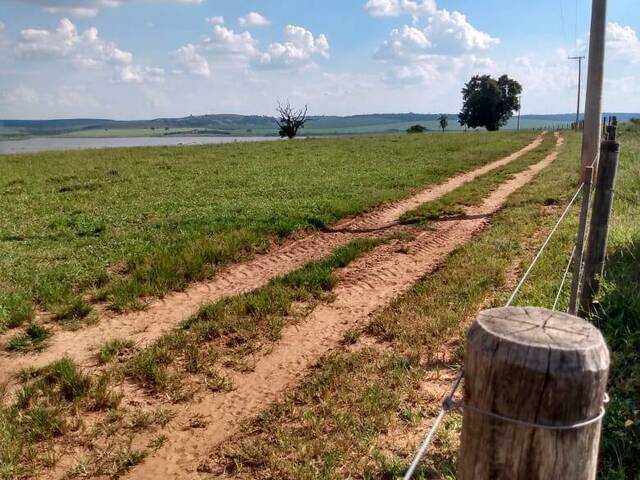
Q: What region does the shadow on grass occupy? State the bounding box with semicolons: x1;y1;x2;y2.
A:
595;237;640;480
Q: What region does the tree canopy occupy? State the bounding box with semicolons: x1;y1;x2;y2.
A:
438;114;448;132
458;74;522;131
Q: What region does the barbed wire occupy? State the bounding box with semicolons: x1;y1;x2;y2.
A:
402;179;586;480
553;246;576;311
506;182;583;307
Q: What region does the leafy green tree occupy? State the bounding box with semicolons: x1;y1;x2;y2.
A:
458;74;522;131
407;124;427;134
438;114;448;132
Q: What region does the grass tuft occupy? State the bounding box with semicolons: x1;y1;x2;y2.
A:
7;323;51;352
98;338;135;364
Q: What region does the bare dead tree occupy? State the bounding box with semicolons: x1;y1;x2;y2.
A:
276;101;308;139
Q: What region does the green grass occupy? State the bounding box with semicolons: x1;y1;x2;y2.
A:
0;357;122;478
0;131;535;327
124;238;383;392
97;338;135;364
591;123;640;479
400;131;558;225
207;126;640;479
208;131;584;478
7;323;51;352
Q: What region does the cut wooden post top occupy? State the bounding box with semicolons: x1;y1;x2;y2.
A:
473;306;606;352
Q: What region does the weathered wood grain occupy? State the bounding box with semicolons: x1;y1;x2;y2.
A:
458;306;609;480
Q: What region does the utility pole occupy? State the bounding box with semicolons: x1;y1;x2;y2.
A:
580;0;608;174
568;55;585;129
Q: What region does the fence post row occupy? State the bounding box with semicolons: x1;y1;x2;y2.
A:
458;307;610;480
569;164;594;315
579;133;620;316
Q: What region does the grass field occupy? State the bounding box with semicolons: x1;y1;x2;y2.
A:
0;131;535;330
210;126;639;479
1;125;636;479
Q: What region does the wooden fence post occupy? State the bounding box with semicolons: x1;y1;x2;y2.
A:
568;165;594;315
458;307;609;480
579;138;620;316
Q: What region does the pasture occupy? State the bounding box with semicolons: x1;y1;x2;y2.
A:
0;131;533;326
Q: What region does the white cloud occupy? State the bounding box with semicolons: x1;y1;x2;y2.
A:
203;25;258;56
17;0;203;18
173;43;210;77
373;6;498;72
16;18;162;83
364;0;436;18
194;23;329;71
256;25;329;69
427;9;499;51
205;16;224;26
607;22;640;63
238;12;270;28
0;20;5;31
375;25;432;63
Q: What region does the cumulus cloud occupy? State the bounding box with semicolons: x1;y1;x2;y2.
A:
203;25;259;56
188;23;329;71
18;0;203;18
374;11;497;67
364;0;436;18
173;43;210;77
17;18;162;83
372;3;498;87
238;12;270;28
375;25;431;63
607;22;640;63
427;9;499;52
256;25;329;69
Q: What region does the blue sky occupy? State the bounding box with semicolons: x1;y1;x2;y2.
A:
1;0;639;119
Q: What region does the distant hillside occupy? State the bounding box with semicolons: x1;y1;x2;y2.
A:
1;112;638;139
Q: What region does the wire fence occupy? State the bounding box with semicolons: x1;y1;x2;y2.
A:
402;177;588;480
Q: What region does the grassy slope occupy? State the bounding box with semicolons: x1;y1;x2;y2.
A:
0;131;534;327
212;126;640;479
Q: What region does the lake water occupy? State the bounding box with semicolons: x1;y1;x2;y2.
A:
0;135;280;154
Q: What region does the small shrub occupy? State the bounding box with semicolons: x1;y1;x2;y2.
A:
407;124;428;134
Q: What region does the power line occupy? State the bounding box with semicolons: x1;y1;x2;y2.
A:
560;0;569;48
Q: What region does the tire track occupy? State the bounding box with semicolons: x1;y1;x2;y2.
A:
0;135;544;385
122;136;561;480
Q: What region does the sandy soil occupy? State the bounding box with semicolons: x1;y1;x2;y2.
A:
117;135;561;479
